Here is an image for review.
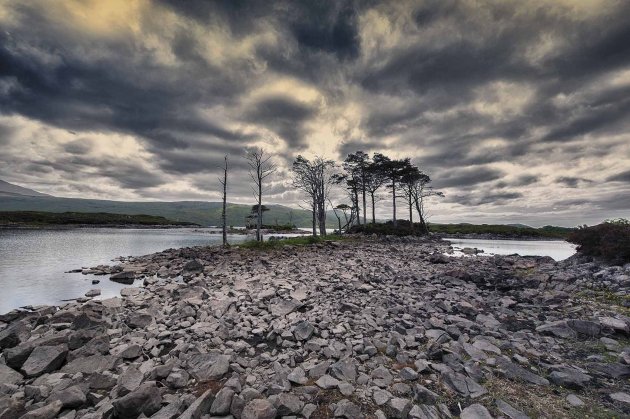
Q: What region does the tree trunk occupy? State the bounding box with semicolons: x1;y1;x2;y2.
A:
371;193;376;224
362;172;367;225
392;179;397;225
312;196;317;237
221;156;228;246
354;188;361;226
408;196;413;233
414;197;428;235
257;181;262;241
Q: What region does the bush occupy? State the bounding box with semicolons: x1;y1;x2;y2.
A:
567;219;630;265
347;221;428;236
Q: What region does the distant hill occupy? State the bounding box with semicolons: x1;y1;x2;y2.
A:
0;185;338;227
0;180;50;197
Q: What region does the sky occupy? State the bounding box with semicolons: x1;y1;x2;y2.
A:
0;0;629;227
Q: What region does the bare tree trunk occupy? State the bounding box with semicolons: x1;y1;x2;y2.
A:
354;188;361;226
362;174;367;225
312;198;317;237
371;193;376;224
221;156;228;246
257;182;262;241
392;179;397;225
414;197;428;235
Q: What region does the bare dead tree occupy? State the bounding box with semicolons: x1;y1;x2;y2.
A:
219;155;229;246
410;174;443;234
246;148;276;241
291;155;335;236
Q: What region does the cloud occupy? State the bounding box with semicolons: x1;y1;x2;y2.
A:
556;176;594;188
607;170;630;183
0;0;629;226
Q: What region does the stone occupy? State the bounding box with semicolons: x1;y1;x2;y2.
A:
0;322;29;349
85;289;101;297
0;363;22;385
496;399;529;419
567;319;601;337
179;389;215;419
316;374;340;389
49;385;86;409
371;366;393;387
186;353;230;381
412;385;439;404
609;392;630;405
110;271;135;284
566;394;584;407
183;259;204;272
549;368;592;389
210;387;235;415
536;321;577;339
495;358;549;385
21;344;68;377
274;393;304;416
112;382;162;419
241;399;277;419
293;320;315;341
373;389;392;406
117;366;144;396
388;397;411;419
442;372;487;398
334;399;364;419
461;403;493;419
126;312;153;329
287;366;308;385
330;358;357;382
62;354;117;374
166;369;189;389
18;400;63;419
399;367;418;381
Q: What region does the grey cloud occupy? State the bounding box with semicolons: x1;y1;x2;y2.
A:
434;167;505;188
556;176;594;188
607;170;630;183
244;96;317;148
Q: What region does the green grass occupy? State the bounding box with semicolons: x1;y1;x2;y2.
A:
238;234;347;250
0;211;198;226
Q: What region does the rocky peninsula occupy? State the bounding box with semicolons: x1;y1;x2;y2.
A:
1;237;629;418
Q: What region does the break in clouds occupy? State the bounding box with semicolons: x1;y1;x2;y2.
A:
0;0;629;226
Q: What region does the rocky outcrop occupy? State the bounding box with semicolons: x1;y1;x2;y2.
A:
1;237;629;418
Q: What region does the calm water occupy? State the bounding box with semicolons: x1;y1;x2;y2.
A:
446;238;576;261
0;228;247;314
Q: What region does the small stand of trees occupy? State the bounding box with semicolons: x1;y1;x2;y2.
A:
217;148;441;242
329;151;442;234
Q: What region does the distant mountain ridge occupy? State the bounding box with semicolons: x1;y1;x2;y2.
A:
0;180;335;227
0;180;50;197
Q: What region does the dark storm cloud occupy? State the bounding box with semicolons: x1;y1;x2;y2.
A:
434;167;505;188
0;0;629;222
607;170;630;183
496;175;538;189
447;191;523;206
62;140;93;156
244;96;316;148
556;176;594;188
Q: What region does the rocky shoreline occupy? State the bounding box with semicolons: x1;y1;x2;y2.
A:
1;237;629;418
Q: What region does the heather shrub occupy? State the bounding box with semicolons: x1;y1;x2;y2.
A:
567;219;630;265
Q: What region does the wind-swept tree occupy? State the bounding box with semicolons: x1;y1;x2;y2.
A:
410;175;443;234
343;151;370;225
374;154;410;226
332;173;360;226
365;154;389;223
246;148;276;241
291;155;335;236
